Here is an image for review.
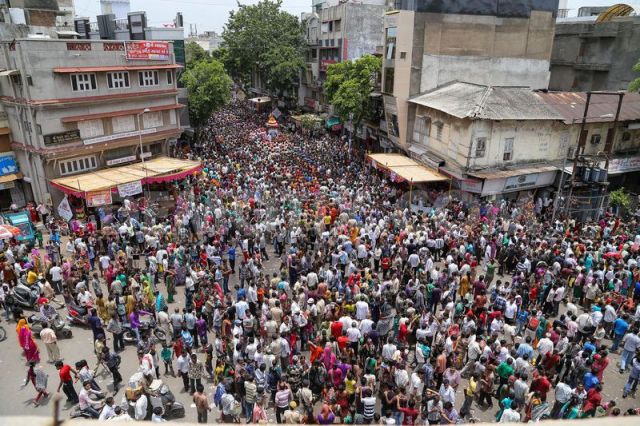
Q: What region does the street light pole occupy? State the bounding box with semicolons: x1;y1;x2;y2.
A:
137;108;151;197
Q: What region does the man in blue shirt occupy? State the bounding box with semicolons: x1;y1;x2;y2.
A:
516;336;534;359
612;314;630;352
583;369;600;391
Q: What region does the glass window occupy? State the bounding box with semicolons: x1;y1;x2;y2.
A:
70;73;97;91
383;68;394;94
475;138;487;158
138;70;159;87
107;71;130;89
503;137;514;161
385;27;397;60
166;70;173;85
59;155;98;176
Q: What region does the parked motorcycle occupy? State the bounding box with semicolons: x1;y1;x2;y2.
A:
122;320;167;344
6;282;41;310
66;302;89;327
123;372;185;420
28;314;73;339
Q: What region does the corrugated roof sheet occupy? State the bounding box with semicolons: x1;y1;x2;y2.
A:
408;82;564;121
467;165;559;179
534;91;640;124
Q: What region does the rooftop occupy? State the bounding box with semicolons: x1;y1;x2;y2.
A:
534;91;640;124
408;82;564;121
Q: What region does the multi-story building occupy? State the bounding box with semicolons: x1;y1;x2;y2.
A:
298;0;386;112
186;31;223;55
381;0;558;151
549;13;640;91
0;38;184;205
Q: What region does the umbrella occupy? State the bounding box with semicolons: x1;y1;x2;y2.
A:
0;224;21;239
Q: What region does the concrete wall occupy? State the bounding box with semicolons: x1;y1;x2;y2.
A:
419;10;555;91
344;4;385;61
549;18;640;91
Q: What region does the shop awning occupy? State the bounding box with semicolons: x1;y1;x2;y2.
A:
0;172;23;183
49;156;202;197
366;153;448;183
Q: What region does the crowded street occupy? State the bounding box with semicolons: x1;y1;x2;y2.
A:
1;100;640;425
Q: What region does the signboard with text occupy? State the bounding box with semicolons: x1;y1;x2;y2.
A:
503;173;539;191
125;41;170;61
44;130;81;146
84;128;157;145
86;190;113;207
609;156;640;174
106;155;136;166
118;181;143;197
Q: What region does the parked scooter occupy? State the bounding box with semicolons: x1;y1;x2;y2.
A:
66;302;89;327
123;372;185;420
6;282;41;310
28;314;73;339
122;320;167;344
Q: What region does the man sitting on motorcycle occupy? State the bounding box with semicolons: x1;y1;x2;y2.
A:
78;381;104;418
39;299;57;323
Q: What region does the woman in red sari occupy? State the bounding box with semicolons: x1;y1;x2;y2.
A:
16;318;40;363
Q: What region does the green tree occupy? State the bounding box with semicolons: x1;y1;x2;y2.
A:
630;59;640;92
222;0;305;96
609;187;632;213
325;54;382;131
181;59;232;135
185;41;210;69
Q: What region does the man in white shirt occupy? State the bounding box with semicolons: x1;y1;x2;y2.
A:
134;393;148;420
355;299;370;321
99;397;117;420
49;263;63;294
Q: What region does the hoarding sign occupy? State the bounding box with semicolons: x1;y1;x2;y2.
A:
0;154;18;176
118;181;143;197
44;130;82;146
125;41;170;60
86;189;113;207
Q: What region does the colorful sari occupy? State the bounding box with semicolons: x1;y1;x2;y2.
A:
17;319;40;363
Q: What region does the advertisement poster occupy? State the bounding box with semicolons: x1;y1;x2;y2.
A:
118;180;143;197
57;196;73;221
125;41;170;60
0;154;18;176
86;190;113;207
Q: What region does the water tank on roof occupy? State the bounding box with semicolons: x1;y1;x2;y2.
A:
9;8;26;25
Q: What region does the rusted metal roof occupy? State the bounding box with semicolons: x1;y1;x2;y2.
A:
409;82;564;121
534;91;640;124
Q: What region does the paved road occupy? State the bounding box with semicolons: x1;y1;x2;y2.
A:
0;243;638;422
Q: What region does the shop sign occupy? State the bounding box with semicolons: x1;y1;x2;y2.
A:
125;41;170;60
86;189;113;207
503;173;539;191
57;196;73;221
0;181;15;190
44;130;82;146
106;155;136;166
0;154;18;176
118;180;143;197
320;59;337;71
609;155;640;174
84;128;157;145
460;179;483;193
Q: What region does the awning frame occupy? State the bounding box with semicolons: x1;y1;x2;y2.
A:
366;153;449;183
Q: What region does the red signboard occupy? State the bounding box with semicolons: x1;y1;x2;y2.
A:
320;59;337;71
304;97;316;109
125;41;171;61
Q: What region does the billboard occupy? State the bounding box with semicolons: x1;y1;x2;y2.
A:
125;41;171;61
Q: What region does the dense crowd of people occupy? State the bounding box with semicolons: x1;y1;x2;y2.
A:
3;100;640;424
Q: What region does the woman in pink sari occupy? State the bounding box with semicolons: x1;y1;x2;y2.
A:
322;344;336;371
16;319;40;363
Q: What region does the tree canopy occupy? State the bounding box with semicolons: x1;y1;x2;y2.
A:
185;41;210;69
325;54;382;129
221;0;305;96
181;59;232;130
630;59;640;92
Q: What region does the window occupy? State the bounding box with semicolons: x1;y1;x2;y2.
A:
475;137;486;158
383;67;394;94
27;75;33;86
622;131;631;142
71;73;97;91
503;137;514;161
385;27;397;60
112;115;135;133
166;71;173;85
566;146;575;159
400;52;407;59
311;49;317;59
590;134;601;145
413;117;430;144
334;20;341;32
435;122;444;140
77;119;104;139
59;155;97;176
138;70;159;87
142;111;163;128
168;110;177;125
107;71;130;89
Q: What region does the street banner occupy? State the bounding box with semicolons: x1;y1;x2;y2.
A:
57;196;73;221
86;189;113;207
118;180;143;197
125;41;170;60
